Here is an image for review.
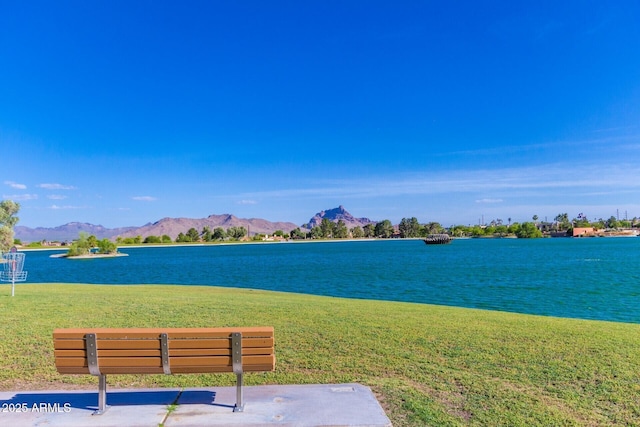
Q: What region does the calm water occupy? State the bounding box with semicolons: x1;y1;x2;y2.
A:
20;238;640;323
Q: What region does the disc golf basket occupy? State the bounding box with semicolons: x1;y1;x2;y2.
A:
1;249;27;297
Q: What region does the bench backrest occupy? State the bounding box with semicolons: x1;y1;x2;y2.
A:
54;327;275;375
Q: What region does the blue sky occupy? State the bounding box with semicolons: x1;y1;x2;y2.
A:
1;1;639;229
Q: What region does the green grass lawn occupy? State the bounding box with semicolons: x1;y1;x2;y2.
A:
1;284;639;426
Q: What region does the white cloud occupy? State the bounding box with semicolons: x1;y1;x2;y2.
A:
2;194;38;201
47;194;67;200
237;200;258;205
132;196;157;201
39;183;77;190
476;198;503;204
49;204;83;210
4;181;26;189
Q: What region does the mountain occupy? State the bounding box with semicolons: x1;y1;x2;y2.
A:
304;205;375;229
14;215;300;242
115;214;299;240
14;222;137;243
14;207;375;242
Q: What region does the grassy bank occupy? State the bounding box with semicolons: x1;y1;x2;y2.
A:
1;284;639;426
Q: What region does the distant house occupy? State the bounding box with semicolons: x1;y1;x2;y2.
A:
536;222;554;233
572;227;597;237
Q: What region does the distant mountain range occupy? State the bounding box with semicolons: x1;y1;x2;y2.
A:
14;206;376;242
14;222;137;243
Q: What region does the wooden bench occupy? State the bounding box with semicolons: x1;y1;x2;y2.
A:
53;326;275;414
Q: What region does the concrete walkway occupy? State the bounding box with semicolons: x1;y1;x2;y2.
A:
0;383;392;426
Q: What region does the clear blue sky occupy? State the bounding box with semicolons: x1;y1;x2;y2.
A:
2;1;639;228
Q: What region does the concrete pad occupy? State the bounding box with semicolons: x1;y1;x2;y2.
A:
0;388;179;427
166;383;392;426
0;383;391;427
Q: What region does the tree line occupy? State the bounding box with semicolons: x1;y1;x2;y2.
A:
113;212;640;244
115;226;249;245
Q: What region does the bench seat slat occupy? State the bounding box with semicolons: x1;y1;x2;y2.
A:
56;357;162;368
55;349;169;358
54;335;274;350
170;355;274;367
169;347;272;356
54;337;273;352
54;346;273;359
170;363;275;374
56;365;275;374
169;337;274;349
53;327;273;340
57;366;166;374
56;363;276;375
55;354;274;369
54;338;273;351
54;339;162;350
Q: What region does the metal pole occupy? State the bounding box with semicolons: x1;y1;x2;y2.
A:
95;374;108;415
234;372;244;412
11;261;15;297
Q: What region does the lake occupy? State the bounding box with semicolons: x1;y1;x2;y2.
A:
17;237;640;323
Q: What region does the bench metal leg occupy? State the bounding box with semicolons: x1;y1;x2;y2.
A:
233;372;244;412
93;374;108;415
231;332;245;412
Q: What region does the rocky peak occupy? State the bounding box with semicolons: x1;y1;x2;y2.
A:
305;206;375;229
